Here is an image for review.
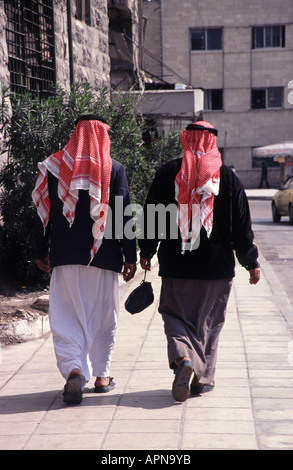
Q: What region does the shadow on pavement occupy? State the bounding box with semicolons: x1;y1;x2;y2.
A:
0;388;185;414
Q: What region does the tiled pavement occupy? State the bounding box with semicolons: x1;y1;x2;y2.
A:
1;249;293;452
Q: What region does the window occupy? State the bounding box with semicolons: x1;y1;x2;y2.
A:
252;155;279;169
252;25;285;49
204;89;223;110
75;0;91;25
4;0;56;98
191;28;222;51
251;87;283;109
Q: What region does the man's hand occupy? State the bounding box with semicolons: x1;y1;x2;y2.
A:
140;259;151;271
123;262;136;282
249;267;260;285
35;256;51;273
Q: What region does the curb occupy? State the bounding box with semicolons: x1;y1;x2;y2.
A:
0;294;50;346
0;259;156;346
258;251;293;335
0;313;50;345
245;189;277;201
247;195;273;200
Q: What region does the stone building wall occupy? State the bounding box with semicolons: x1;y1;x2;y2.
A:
0;3;10;90
0;3;10;160
0;0;111;164
0;0;141;93
0;0;111;94
53;0;110;91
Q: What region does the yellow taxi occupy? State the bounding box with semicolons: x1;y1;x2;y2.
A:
272;176;293;223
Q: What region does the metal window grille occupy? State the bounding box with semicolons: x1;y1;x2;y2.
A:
4;0;56;98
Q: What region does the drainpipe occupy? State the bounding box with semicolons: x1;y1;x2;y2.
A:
67;0;74;85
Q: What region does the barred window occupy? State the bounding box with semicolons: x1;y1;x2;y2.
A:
4;0;56;98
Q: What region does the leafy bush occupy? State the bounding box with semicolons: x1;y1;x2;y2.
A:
0;84;180;286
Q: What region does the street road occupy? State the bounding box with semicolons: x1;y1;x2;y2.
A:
249;199;293;314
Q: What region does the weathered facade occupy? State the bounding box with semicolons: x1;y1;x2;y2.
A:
142;0;293;187
55;0;110;91
0;0;142;95
0;0;146;164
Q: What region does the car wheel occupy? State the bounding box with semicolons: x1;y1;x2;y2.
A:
289;204;293;224
272;202;281;222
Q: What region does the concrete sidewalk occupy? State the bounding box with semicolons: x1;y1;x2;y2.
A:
1;254;293;451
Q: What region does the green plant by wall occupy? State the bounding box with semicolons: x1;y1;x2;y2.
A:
0;83;180;287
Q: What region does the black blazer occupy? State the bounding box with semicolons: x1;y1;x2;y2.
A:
138;159;259;280
33;159;137;273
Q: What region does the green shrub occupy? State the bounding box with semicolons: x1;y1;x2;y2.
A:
0;84;180;286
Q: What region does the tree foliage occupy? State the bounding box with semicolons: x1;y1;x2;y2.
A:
0;84;181;286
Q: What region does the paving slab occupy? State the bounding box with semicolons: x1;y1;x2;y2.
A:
1;253;293;453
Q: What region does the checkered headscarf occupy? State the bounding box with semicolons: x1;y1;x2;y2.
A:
32;116;112;261
175;121;222;252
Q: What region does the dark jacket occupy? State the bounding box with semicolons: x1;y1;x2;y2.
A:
138;158;259;280
33;159;137;273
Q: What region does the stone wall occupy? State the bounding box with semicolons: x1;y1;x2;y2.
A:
0;0;111;165
54;0;110;91
0;4;10;162
0;1;111;94
0;3;9;90
0;0;141;93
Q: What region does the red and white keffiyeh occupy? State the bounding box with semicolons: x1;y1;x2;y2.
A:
32;119;112;261
175;121;222;252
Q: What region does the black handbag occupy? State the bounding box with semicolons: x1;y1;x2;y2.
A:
124;269;154;314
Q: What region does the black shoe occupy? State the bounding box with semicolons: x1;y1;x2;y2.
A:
190;380;215;395
94;377;115;393
172;360;193;402
63;375;83;405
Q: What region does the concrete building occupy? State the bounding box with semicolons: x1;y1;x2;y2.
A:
142;0;293;187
